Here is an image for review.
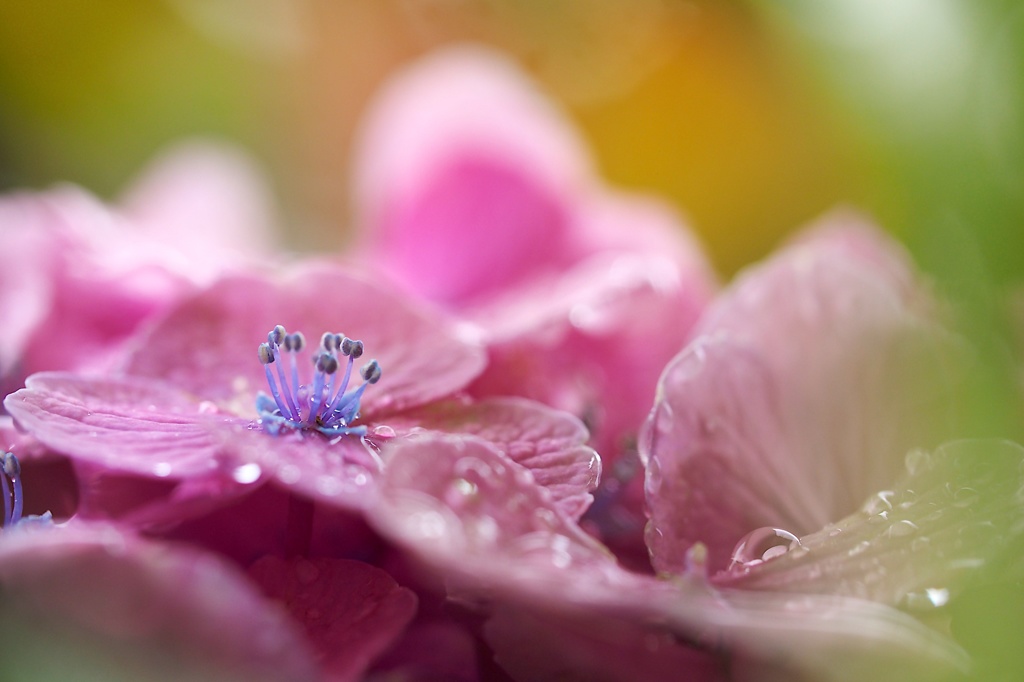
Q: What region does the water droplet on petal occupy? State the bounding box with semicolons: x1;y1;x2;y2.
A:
863;490;895;514
729;527;802;570
887;519;919;538
849;540;872;557
904;587;950;611
153;462;172;477
371;425;396;438
316;475;342;497
905;449;931;476
444;478;479;508
952;487;979;508
232;462;262;484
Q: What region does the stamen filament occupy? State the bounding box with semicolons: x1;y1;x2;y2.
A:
271;344;302;420
1;469;11;527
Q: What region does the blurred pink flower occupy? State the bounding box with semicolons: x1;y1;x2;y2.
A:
0;141;278;398
366;215;1024;680
350;47;717;561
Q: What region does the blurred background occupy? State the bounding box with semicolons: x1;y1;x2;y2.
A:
0;0;1022;675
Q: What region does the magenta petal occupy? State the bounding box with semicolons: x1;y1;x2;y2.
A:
0;523;317;681
5;372;246;479
388;398;600;519
250;556;417;682
714;440;1024;607
120;264;486;417
642;232;955;574
352;46;591;304
486;605;724;682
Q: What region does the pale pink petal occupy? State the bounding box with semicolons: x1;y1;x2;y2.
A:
4;372;246;479
235;427;381;510
385;397;600;519
370;432;968;680
714;440;1024;609
249;556;417;682
0;523;317;681
0;196;57;380
642;231;957;573
352;46;591;304
120;264;486;418
120;140;278;280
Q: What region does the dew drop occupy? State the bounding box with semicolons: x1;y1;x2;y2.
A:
886;519;919;538
911;536;932;551
153;462;172;477
849;540;872;557
232;462;262;484
728;527;802;569
532;508;558;531
904;449;931;476
468;514;499;544
863;490;894;514
867;510;890;524
316;475;343;497
904;587;950;611
371;425;396;439
444;478;479;508
279;464;301;484
352;472;369;487
952;487;979;508
454;457;493;485
407;510;446;540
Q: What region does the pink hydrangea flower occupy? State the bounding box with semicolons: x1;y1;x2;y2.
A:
365;215;1024;680
0;141;277;398
350;47;717;560
4;261;599;534
4;259;607;679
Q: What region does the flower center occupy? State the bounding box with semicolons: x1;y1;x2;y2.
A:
1;452;23;528
256;325;382;437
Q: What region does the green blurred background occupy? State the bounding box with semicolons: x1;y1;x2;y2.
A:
0;1;1022;677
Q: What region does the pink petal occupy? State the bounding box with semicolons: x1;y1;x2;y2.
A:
119;140;278;281
249;556;417;682
486;605;724;682
5;372;246;479
234;426;381;510
370;432;969;680
714;440;1024;609
352;46;591;304
120;264;486;418
642;229;956;573
385;397;600;519
0;523;317;681
368;621;480;682
469;249;712;460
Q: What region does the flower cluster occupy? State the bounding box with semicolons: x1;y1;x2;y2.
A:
1;46;1021;682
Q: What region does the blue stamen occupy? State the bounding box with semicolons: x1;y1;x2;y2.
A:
256;326;382;438
270;341;301;420
2;453;23;528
